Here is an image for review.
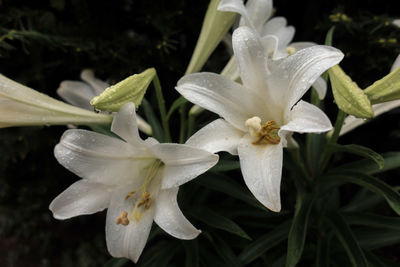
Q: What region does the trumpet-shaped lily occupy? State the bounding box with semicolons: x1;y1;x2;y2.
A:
50;102;218;262
58;69;152;135
0;73;112;128
177;27;343;211
340;55;400;135
218;0;327;99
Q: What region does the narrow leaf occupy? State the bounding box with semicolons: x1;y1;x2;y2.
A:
167;96;187;120
343;212;400;230
353;228;400;250
321;170;400;216
206;233;242;267
328;143;384;169
197;173;266;210
326;212;368;267
335;151;400;175
210;159;241;172
329;65;374;118
286;193;315;267
103;258;129;267
191;207;251;240
141;98;164;142
316;234;331;267
238;220;291;265
183;240;199;267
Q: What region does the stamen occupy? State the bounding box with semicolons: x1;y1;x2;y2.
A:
286;46;296;55
125;190;136;200
115;211;129;226
245;116;262;137
246;118;281;146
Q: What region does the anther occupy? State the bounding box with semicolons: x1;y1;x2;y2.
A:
125;190;136;200
115;211;129;226
286;46;296;55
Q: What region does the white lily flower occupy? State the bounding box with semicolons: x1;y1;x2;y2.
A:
218;0;327;99
393;19;400;28
58;69;152;135
50;102;218;262
177;27;343;212
340;55;400;135
0;73;112;128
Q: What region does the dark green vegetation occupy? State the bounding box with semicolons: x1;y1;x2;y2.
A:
1;0;400;266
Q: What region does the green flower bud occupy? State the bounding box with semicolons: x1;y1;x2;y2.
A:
91;68;155;112
329;65;374;118
364;67;400;104
185;0;237;74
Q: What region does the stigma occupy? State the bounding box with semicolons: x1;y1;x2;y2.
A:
245;116;281;145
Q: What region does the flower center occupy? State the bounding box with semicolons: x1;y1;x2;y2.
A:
245;116;281;145
115;159;163;226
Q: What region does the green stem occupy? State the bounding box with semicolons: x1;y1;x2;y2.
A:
153;72;171;142
187;114;196;139
179;104;187;143
319;109;346;172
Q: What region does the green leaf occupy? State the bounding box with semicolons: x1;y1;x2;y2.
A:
191;207;251;240
364;66;400;104
238;220;291;265
364;250;391;267
91;68;155;111
341;188;384;212
353;228;400;250
141;98;164;142
325;26;335;46
335;151;400;175
321;170;400;216
316;234;331;267
343;212;400;230
206;233;242;267
183;240;199;267
326;212;368;267
138;240;180;267
328;143;384;169
167;96;187;120
185;0;237;74
210;159;240;172
329;65;374;118
197;173;266;210
103;258;129;267
286;193;315;267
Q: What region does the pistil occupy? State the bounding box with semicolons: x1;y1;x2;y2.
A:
246;116;281;145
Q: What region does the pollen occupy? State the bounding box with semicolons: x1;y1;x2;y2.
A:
115;211;129;226
286;46;296;55
246;117;281;145
125;190;136;200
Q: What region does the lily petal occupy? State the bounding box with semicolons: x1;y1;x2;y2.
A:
49;180;111;219
280;100;332;134
176;72;264;131
391;54;400;72
149;143;218;189
186;119;243;155
245;0;273;31
232;26;270;96
111;102;144;147
106;187;155;263
54;129;151;185
238;134;283;212
218;0;253;28
340;100;400;135
270;45;343;109
57;81;96;110
154;187;201;239
289;42;317;51
80;69;109;95
312;76;327;100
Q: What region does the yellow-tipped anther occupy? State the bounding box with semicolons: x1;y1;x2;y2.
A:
115;211;129;226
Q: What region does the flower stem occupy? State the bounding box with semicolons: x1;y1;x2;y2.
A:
152;72;171;142
319;109;346;172
179;104;187;143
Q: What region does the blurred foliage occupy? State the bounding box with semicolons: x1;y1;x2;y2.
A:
1;0;400;266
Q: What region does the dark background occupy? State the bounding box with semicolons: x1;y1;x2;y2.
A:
1;0;400;266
